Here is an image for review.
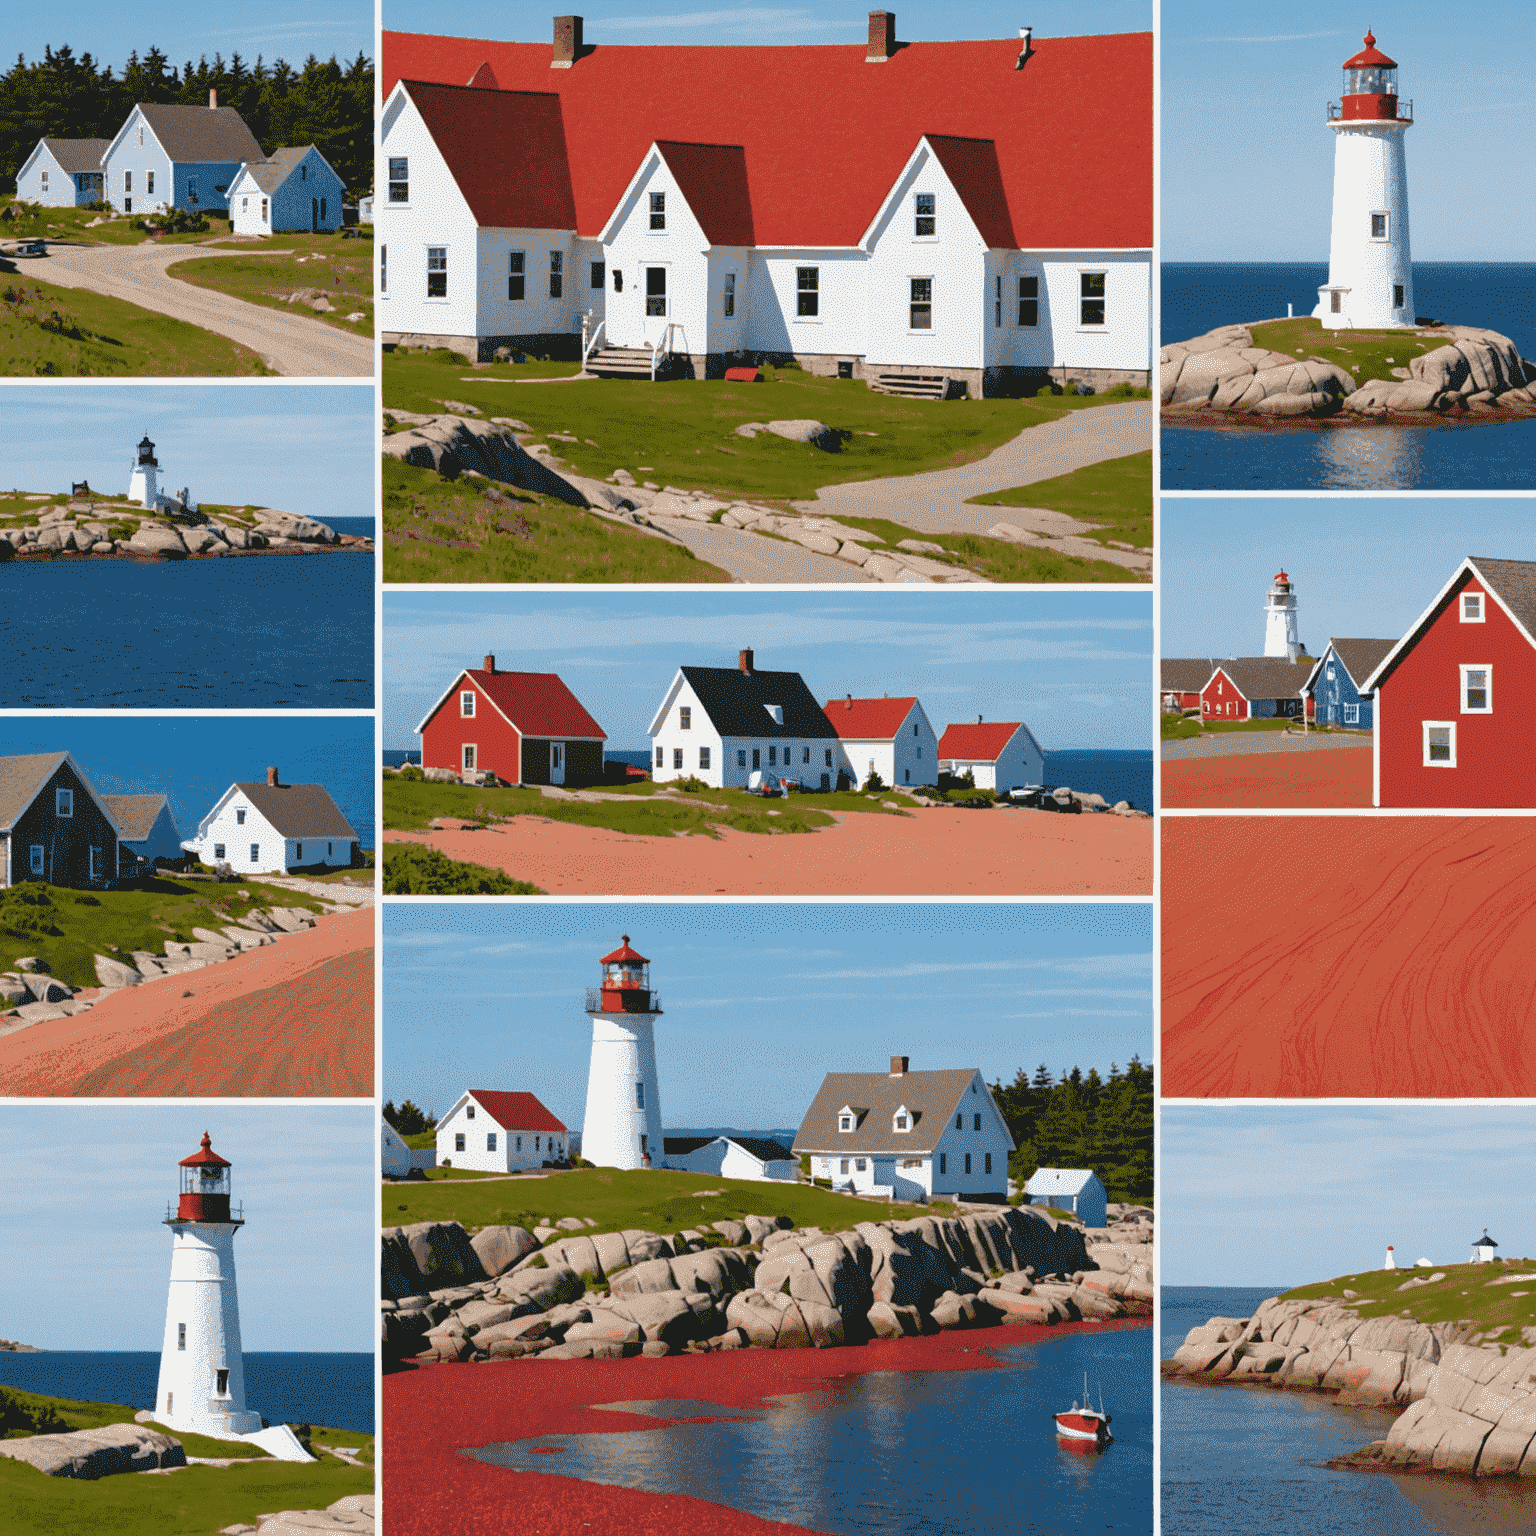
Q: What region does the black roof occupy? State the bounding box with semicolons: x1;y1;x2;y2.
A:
1475;1231;1499;1247
663;1134;795;1162
681;665;839;739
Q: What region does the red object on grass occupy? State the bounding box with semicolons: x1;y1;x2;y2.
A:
724;367;762;383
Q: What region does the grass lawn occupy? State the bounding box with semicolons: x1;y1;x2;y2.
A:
382;844;545;895
965;450;1152;550
0;199;235;247
1248;317;1439;389
1284;1260;1536;1340
166;232;374;337
0;268;266;376
0;495;311;534
382;458;729;583
0;878;329;991
1161;715;1323;741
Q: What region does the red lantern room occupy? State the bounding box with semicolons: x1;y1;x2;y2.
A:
167;1132;243;1225
1337;31;1405;121
587;935;662;1015
1274;570;1291;592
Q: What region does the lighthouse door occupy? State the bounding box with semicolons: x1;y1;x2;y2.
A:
550;742;565;785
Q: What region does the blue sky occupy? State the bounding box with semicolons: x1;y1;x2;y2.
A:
1159;498;1533;658
0;1106;374;1351
383;903;1153;1134
12;6;371;75
2;717;376;849
384;1;1150;44
1163;3;1536;261
382;590;1153;755
1162;1105;1535;1288
2;387;374;525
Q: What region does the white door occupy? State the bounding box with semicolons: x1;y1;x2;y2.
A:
642;265;669;347
550;742;564;785
607;263;637;346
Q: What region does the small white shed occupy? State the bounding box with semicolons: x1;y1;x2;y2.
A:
664;1135;797;1182
436;1089;569;1173
382;1121;436;1178
1472;1230;1499;1264
1024;1168;1107;1228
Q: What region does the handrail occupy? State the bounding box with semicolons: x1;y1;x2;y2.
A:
581;314;605;371
650;323;675;382
1327;98;1412;123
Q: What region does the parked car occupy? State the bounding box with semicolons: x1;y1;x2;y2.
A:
1005;785;1048;808
14;240;48;258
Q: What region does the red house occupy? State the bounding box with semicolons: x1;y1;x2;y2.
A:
1160;657;1220;712
1198;659;1314;722
416;654;607;786
1361;557;1536;808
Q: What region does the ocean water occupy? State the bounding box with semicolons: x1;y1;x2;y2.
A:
0;1350;373;1434
468;1326;1151;1535
1;544;375;709
383;749;422;768
1162;263;1536;491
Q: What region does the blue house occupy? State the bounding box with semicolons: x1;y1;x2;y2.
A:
99;96;265;217
226;146;347;235
1303;638;1396;730
15;138;111;206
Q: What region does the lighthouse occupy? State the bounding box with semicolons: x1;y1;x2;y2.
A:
128;433;161;508
1264;569;1301;660
1314;30;1414;329
581;936;665;1170
154;1133;262;1438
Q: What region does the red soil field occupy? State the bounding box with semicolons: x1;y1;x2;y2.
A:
0;908;374;1097
1162;818;1536;1098
386;807;1151;896
1161;748;1373;809
384;1320;1148;1536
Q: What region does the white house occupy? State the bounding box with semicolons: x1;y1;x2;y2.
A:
100;793;181;878
382;1120;436;1178
648;649;842;791
1023;1168;1107;1229
14;138;111;206
1471;1230;1499;1264
100;95;265;217
227;145;346;236
821;694;938;789
181;767;358;874
935;719;1045;791
663;1135;798;1181
436;1090;569;1173
378;15;1152;392
794;1055;1013;1202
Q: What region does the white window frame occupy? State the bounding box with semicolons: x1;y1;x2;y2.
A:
699;746;711;770
913;191;936;239
147;170;155;196
795;266;820;322
250;842;260;863
644;264;668;317
214;843;226;861
1017;274;1040;327
487;1133;497;1152
723;270;735;317
1459;664;1492;714
679;706;691;729
1461;592;1485;623
426;245;448;302
549;249;563;299
236;808;246;825
462;744;477;772
1422;721;1457;768
1344;703;1360;724
455;1133;465;1151
909;275;933;333
388;155;409;205
40;169;48;192
1370;210;1390;241
1079;269;1107;329
461;690;476;718
508;249;525;302
30;846;44;875
655;746;664;768
649;190;665;231
673;748;683;770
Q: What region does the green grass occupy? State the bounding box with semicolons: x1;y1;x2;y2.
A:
1161;715;1316;740
382;1165;933;1235
1248;317;1438;389
1284;1260;1536;1342
965;450;1153;550
0;496;301;533
382;844;545;895
382;458;730;583
0;879;327;991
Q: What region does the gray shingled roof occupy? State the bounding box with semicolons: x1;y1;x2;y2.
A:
1326;639;1397;690
233;782;357;840
1471;558;1536;639
234;145;313;195
1161;658;1220;693
99;794;168;843
135;103;264;164
0;753;68;831
680;665;839;740
1212;656;1316;701
794;1068;986;1154
40;138;113;173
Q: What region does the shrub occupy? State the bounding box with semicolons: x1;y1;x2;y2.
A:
141;208;208;236
676;774;710;793
383;844;544;895
397;764;424;780
862;770;886;792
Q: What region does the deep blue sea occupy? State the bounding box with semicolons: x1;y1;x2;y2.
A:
468;1326;1151;1535
0;1351;373;1434
383;748;422;768
1;538;375;709
1162;263;1536;490
1162;1287;1536;1536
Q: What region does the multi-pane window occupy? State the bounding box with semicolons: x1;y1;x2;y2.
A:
30;847;44;875
591;261;605;289
1424;723;1455;765
1344;703;1360;724
455;1133;465;1151
461;690;475;717
427;247;447;298
914;192;935;236
825;749;833;766
699;747;711;770
214;843;226;861
797;267;819;317
389;157;409;201
724;271;735;316
650;191;665;230
508;251;524;300
910;277;932;329
125;170;133;192
250;843;260;863
768;746;777;766
994;275;1002;327
1394;283;1405;309
679;707;691;729
1462;593;1484;622
549;250;563;298
1080;272;1106;326
1371;212;1388;239
802;747;810;764
178;1324;186;1350
56;788;73;817
1461;665;1491;712
187;176;199;205
964;1153;972;1174
673;748;683;769
973;1113;981;1131
656;747;665;768
985;1153;992;1174
487;1134;497;1151
147;171;155;195
646;267;667;316
752;749;761;769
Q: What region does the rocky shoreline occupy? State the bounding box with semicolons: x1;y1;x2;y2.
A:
1162;322;1536;425
0;1337;44;1352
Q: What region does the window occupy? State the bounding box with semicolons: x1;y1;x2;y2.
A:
536;1136;541;1151
994;274;1002;327
1330;290;1342;315
797;267;819;317
487;1134;497;1151
516;1136;522;1151
380;245;388;293
1371;212;1388;239
178;1324;186;1351
455;1133;465;1151
1080;272;1106;326
973;1113;981;1131
700;747;711;769
125;170;132;192
769;746;777;766
137;126;143;146
389;157;408;202
214;843;225;861
679;706;691;729
650;191;665;230
802;747;810;764
724;271;735;316
738;749;747;768
462;745;476;771
656;746;665;768
646;267;667;316
591;261;605;289
894;1113;908;1131
855;1158;867;1172
1461;593;1484;622
40;170;48;191
825;749;833;766
955;1113;962;1130
839;1113;852;1131
1394;283;1405;309
985;1153;992;1174
840;1159;850;1175
56;788;73;817
166;1392;173;1414
1344;703;1360;724
461;690;475;717
90;846;102;878
30;847;43;876
250;843;259;863
146;171;155;195
910;277;932;329
613;268;623;293
236;808;246;824
467;1105;475;1119
187;176;199;205
296;843;303;861
508;251;525;301
673;748;683;769
549;250;563;298
636;1081;645;1108
216;1369;229;1396
965;1153;972;1174
1423;722;1456;766
939;1154;947;1175
1013;274;1040;327
752;749;760;769
260;197;267;222
915;192;935;237
1461;665;1491;713
427;247;447;298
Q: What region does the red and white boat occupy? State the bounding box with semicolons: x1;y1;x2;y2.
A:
1054;1374;1113;1448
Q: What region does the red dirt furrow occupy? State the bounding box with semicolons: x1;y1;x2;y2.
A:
1161;818;1536;1097
1161;748;1373;808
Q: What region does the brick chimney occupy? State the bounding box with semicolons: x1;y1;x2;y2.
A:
266;766;279;787
844;693;853;710
739;648;754;675
890;1055;909;1076
867;10;896;62
484;654;496;674
209;88;218;109
552;15;583;68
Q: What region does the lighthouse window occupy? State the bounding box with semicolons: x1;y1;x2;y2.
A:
216;1370;228;1395
178;1324;186;1351
1461;666;1491;713
636;1082;645;1109
1079;272;1106;327
1462;593;1484;622
56;788;73;817
1423;722;1456;766
1394;284;1405;309
699;747;711;769
1371;212;1388;240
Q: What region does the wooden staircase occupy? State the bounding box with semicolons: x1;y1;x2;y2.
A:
867;373;952;400
583;346;665;379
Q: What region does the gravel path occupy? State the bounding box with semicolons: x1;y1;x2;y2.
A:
1162;731;1371;760
31;241;372;377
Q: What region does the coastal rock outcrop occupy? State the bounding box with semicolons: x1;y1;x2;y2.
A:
0;1422;186;1479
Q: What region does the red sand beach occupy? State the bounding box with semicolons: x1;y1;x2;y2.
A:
386;808;1152;895
1161;818;1536;1098
0;908;374;1097
1161;748;1373;809
384;1319;1148;1536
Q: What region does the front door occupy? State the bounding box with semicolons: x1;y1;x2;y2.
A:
642;266;669;347
550;743;564;785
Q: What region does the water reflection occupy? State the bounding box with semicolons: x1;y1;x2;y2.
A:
1314;425;1424;488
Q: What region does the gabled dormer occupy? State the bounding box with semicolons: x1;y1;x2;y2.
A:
892;1104;920;1133
837;1104;867;1133
859;134;1014;254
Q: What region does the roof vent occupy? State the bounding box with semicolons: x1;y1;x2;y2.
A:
1015;26;1034;70
867;10;896;62
552;14;584;68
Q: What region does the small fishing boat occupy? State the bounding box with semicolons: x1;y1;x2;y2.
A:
1054;1373;1112;1448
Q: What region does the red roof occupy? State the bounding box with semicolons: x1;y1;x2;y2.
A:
936;721;1023;760
600;935;649;965
179;1132;230;1168
463;669;606;739
1343;31;1396;70
821;696;918;739
468;1091;566;1134
384;30;1151;249
654;142;754;246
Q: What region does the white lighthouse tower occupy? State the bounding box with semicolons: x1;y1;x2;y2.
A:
581;936;665;1170
128;433;162;508
1264;569;1301;660
1314;30;1414;329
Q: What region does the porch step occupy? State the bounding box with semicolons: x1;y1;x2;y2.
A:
868;373;951;400
584;346;664;378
